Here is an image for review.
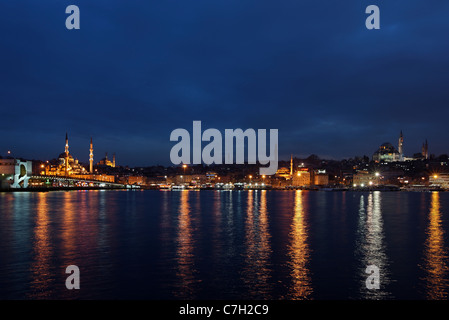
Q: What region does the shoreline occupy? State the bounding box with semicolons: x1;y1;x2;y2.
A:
0;186;128;192
1;187;446;193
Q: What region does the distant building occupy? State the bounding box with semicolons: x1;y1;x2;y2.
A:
374;131;430;162
0;159;32;189
292;168;311;186
373;142;401;163
314;170;329;186
127;176;145;185
97;152;116;168
275;167;291;179
429;173;449;189
353;171;380;187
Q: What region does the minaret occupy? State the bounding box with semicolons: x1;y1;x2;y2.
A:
422;139;429;160
290;154;293;176
65;132;69;155
398;130;404;161
65;133;69;175
89;137;94;173
113;153;116;168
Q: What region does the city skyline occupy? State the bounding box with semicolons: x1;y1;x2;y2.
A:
1;129;444;169
1;1;449;166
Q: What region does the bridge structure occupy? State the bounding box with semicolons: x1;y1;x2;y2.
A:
29;175;130;190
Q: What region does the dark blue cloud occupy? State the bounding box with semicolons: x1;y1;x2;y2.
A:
1;0;448;166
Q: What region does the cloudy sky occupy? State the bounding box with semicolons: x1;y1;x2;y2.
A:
1;0;448;166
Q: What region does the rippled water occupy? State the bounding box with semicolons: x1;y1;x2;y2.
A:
0;190;448;300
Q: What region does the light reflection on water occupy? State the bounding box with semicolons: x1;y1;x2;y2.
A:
421;192;449;299
1;190;449;299
242;190;272;299
286;190;312;299
174;191;199;299
28;193;53;299
356;192;392;299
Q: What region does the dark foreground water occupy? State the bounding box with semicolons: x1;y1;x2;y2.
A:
0;189;448;300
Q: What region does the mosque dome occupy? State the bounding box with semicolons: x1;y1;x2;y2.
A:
373;142;400;162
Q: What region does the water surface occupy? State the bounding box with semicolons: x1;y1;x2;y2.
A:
0;190;448;300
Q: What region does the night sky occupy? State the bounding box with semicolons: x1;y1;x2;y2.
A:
1;1;449;167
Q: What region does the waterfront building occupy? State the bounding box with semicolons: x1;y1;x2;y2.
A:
314;169;329;186
43;134;115;183
353;171;380;187
0;159;32;189
275;167;291;179
292;168;311;186
429;173;449;189
45;133;88;176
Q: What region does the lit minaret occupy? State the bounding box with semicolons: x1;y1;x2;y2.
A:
65;133;69;175
398;130;404;161
113;153;116;168
290;154;293;176
65;132;69;155
89;137;94;173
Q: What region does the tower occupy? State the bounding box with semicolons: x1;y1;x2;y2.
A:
422;139;429;160
89;137;94;173
113;153;116;168
65;133;69;175
398;130;404;161
65;132;69;155
290;154;293;176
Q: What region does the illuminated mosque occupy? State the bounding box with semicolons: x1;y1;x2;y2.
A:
44;133;89;176
45;133;116;176
372;131;429;163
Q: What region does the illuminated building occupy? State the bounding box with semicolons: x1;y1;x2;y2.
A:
372;142;401;163
353;171;381;187
314;169;329;186
429;174;449;189
97;152;116;168
292;168;311;186
275;167;291;179
45;133;88;176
